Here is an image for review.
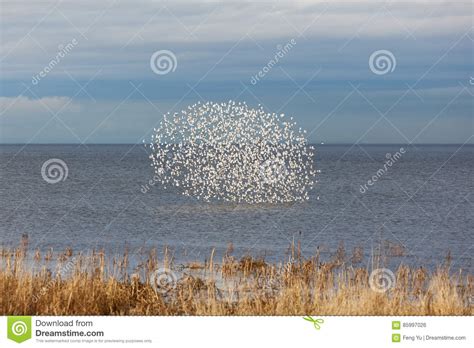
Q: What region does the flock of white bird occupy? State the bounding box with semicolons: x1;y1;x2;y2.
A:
148;101;317;204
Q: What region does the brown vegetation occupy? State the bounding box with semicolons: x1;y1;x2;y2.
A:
1;238;472;316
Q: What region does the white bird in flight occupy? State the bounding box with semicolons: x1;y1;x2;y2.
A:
147;101;318;204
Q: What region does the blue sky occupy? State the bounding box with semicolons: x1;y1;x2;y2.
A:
0;0;472;144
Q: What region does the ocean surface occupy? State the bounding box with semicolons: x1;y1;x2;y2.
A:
0;144;472;272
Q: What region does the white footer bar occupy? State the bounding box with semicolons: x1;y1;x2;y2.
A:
1;316;472;347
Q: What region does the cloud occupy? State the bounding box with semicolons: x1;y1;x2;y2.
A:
0;1;471;144
0;1;470;82
0;96;78;115
1;1;470;62
0;95;168;143
0;83;472;144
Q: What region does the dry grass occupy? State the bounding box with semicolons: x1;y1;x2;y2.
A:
1;237;472;316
